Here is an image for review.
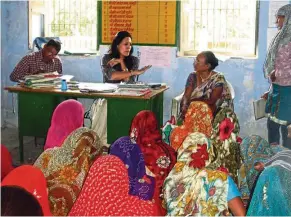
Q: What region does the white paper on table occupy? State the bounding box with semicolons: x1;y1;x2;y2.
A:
79;83;118;92
139;46;172;68
268;1;290;27
61;75;74;81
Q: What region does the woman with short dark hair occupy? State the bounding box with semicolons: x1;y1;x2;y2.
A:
180;51;233;119
101;31;151;83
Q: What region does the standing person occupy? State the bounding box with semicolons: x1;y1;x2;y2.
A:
101;31;151;83
262;4;291;149
10;39;62;82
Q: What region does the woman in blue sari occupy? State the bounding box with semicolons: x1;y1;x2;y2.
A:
262;4;291;149
247;150;291;215
239;135;286;199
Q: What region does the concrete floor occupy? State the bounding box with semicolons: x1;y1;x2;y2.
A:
1;127;44;165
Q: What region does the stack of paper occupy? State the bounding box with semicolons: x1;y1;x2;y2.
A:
79;83;118;93
23;72;74;89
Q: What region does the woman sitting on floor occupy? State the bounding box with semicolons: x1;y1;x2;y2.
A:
247;150;291;215
163;132;246;216
180;51;232;120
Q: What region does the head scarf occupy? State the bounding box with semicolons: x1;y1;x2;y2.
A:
130;110;177;215
240;135;286;194
69;155;159;216
163;132;228;216
44;99;84;150
170;101;213;151
210;108;241;183
110;136;155;200
34;127;102;216
1;165;51;216
1;145;14;180
264;4;291;77
247;150;291;215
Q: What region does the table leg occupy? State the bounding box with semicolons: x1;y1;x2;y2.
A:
19;135;24;163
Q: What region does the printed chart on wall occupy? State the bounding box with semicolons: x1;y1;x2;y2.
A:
98;0;178;46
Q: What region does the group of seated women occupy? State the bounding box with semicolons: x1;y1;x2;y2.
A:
2;26;291;215
2;95;290;216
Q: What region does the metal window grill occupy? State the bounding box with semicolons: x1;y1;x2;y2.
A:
183;0;258;57
44;0;97;50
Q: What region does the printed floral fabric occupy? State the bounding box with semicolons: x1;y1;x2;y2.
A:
170;102;213;151
34;127;103;216
163;132;229;216
162;116;177;145
109;136;155;200
186;72;233;110
210;108;241;183
130;110;177;215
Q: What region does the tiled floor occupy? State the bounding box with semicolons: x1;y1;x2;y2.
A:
1;127;44;165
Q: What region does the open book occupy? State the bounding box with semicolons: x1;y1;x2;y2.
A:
253;98;267;120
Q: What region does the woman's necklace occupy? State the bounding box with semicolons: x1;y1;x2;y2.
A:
200;71;213;83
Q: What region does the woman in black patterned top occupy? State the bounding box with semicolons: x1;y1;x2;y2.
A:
101;31;151;83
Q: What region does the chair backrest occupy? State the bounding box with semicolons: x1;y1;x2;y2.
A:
100;54;105;83
226;80;235;100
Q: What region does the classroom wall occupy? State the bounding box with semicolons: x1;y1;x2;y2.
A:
1;0;272;138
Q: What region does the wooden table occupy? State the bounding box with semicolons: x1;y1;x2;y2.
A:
5;84;168;162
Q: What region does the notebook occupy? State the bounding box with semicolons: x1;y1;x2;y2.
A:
253;98;267;120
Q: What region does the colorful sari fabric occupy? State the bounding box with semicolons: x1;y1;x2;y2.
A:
1;145;14;181
247;150;291;216
186;72;233;110
130;110;177;215
162;116;177;145
240;135;287;197
210;108;241;183
163;132;229;216
69;155;159;216
1;165;52;216
264;4;291;78
34;127;102;216
44;99;84;150
266;84;291;125
109;136;155;200
170;102;213;151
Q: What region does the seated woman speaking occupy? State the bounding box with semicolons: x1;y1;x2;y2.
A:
102;31;151;83
180;51;232;119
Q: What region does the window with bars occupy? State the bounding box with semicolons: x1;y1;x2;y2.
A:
180;0;259;57
30;0;98;51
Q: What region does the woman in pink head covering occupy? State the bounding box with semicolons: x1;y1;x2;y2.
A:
44;99;84;150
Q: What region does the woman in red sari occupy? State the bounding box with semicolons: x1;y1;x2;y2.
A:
130;110;177;215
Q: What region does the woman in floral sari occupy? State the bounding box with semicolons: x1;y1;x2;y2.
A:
180;51;232;120
163;132;245;216
34;127;103;216
130;110;177;215
170;101;213;151
210;107;241;184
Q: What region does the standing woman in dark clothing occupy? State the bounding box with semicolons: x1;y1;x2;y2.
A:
101;31;151;83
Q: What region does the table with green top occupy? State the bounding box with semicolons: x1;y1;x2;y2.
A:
5;84;168;162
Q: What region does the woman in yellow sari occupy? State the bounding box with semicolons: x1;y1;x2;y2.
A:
164;132;245;216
